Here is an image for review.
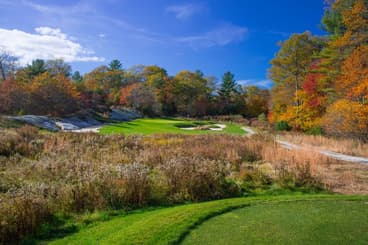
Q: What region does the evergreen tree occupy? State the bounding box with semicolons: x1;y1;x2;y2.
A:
218;71;241;114
26;59;46;78
72;71;83;83
108;59;123;71
218;71;239;98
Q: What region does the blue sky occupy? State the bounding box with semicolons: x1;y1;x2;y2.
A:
0;0;326;87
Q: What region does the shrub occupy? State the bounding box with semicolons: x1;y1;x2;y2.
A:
275;162;324;192
0;125;42;157
275;121;291;131
0;195;51;244
240;168;273;195
258;113;267;122
306;126;323;135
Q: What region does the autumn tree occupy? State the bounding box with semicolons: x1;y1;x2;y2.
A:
269;32;323;124
119;83;140;106
128;84;161;116
331;0;368;52
173;70;212;116
142;65;168;89
26;73;80;116
243;86;270;118
323;99;368;141
337;45;368;103
82;63;126;106
319;0;368;89
0;79;27;114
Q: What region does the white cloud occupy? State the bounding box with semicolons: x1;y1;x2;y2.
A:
23;0;94;15
166;3;204;19
175;24;248;48
98;33;106;38
0;27;104;65
237;79;273;88
35;27;67;39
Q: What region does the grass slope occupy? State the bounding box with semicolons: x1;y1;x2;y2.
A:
99;118;245;135
183;200;368;244
48;195;367;245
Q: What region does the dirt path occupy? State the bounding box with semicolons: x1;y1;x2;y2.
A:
242;127;368;165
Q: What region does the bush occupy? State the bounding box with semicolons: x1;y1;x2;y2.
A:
275;121;291;131
0;125;42;157
258;113;267;122
275;163;324;192
306;126;323;135
0;196;51;244
240;168;273;195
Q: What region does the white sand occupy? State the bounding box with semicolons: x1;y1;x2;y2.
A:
69;126;102;133
181;124;227;131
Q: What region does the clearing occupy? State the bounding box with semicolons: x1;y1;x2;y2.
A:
47;195;368;245
99;118;245;135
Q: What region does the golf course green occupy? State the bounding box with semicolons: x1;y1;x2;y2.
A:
100;118;245;135
183;199;368;244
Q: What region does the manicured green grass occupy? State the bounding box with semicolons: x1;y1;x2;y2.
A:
183;199;368;245
47;195;367;245
99;118;245;135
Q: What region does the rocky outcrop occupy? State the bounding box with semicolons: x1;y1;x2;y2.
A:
109;109;141;121
9;109;141;132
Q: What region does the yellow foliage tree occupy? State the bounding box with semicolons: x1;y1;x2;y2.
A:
323;99;368;140
337;45;368;103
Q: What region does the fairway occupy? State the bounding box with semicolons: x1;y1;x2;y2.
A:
47;195;368;245
183;200;368;245
100;118;245;135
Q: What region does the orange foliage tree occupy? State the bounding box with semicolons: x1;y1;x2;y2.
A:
337;45;368;103
26;73;80;116
323;99;368;141
0;79;27;114
119;83;140;106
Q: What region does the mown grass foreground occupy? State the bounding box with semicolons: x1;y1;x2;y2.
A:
183;199;368;244
99;118;245;135
48;195;368;245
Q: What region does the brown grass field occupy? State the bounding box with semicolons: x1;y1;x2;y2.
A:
1;125;368;243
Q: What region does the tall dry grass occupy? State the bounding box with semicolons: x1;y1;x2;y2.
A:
0;127;367;243
281;133;368;157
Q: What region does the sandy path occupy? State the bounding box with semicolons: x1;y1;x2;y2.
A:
242;127;368;165
277;140;368;164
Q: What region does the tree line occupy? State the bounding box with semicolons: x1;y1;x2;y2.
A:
0;54;269;118
269;0;368;140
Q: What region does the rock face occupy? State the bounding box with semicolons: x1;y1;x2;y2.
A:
9;115;59;131
10;109;141;132
109;109;141;121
